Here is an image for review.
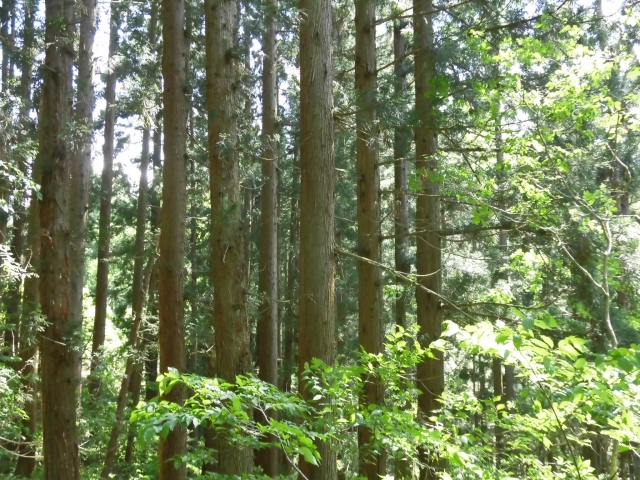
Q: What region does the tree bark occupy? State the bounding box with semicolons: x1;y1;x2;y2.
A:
393;21;411;332
89;1;120;391
206;0;253;473
354;0;384;477
158;0;188;473
255;0;279;475
69;0;96;392
414;1;444;479
298;0;337;478
37;0;80;473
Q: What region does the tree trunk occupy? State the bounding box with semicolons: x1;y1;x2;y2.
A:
393;21;411;331
255;0;279;475
158;0;188;473
206;0;253;473
414;1;444;479
37;0;80;473
89;1;120;391
100;116;153;477
12;2;37;474
492;357;505;465
282;145;299;394
354;0;384;477
298;0;337;478
69;0;96;392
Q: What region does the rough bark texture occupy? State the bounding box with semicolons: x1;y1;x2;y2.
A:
206;0;253;474
158;0;188;474
255;0;279;474
37;0;80;474
298;0;337;478
414;1;444;479
354;0;384;477
69;0;95;388
90;2;120;388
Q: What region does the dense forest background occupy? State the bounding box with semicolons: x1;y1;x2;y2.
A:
1;0;640;478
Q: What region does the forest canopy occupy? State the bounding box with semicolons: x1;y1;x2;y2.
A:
1;0;640;479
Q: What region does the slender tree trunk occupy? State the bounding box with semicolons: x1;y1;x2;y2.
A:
298;0;337;478
37;0;79;473
354;0;384;477
69;0;96;392
100;116;153;477
206;0;253;473
492;357;505;465
393;22;413;479
13;1;37;474
414;1;444;479
101;256;155;477
282;147;299;394
255;0;279;475
393;21;411;331
89;1;120;390
158;0;188;473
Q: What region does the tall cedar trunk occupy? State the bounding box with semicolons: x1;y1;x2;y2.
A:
393;21;411;330
100;115;153;477
282;147;299;394
298;0;337;479
255;0;279;475
37;0;79;473
492;357;505;465
13;1;37;474
89;2;120;387
414;1;444;478
158;0;188;473
69;0;95;389
0;0;13;248
393;22;412;478
4;0;35;354
355;0;384;477
206;0;253;473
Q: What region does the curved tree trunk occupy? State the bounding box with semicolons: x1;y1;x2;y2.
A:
298;0;337;478
158;0;188;474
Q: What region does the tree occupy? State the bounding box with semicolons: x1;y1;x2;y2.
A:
158;0;188;473
205;0;253;473
90;0;120;389
298;0;337;478
414;0;444;478
255;0;279;475
354;0;384;477
37;0;80;474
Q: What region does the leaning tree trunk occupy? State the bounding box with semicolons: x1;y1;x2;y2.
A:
298;0;338;478
37;0;80;474
414;1;444;479
255;0;279;475
354;0;384;477
158;0;188;474
89;1;120;391
205;0;253;474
